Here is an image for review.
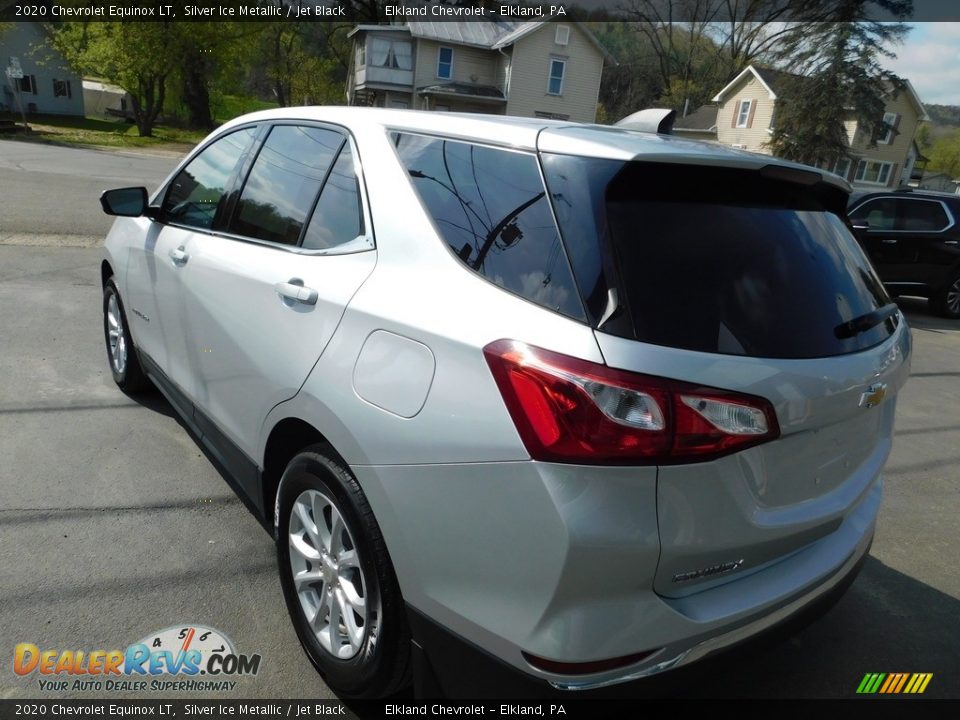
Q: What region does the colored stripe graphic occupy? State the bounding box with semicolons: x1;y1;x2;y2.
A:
857;673;932;694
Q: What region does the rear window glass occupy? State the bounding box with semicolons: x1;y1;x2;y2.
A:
550;161;894;359
393;132;585;322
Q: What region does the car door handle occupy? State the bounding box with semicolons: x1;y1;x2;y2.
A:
945;240;958;245
275;281;318;306
881;239;898;244
169;248;189;264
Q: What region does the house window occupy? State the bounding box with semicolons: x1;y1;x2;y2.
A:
356;42;365;66
855;160;894;186
821;156;851;179
17;75;37;95
879;111;898;144
437;47;453;80
555;25;570;46
52;79;71;99
736;99;752;128
547;59;565;96
370;38;413;70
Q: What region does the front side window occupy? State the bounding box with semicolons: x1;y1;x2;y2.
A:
849;197;897;230
163;127;258;230
437;47;453;80
393;133;585;321
231;125;344;245
736;99;752;128
855;160;893;186
547;59;565;95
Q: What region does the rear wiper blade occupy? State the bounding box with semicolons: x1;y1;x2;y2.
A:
835;303;899;339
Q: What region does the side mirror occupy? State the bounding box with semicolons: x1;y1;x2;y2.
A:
100;187;150;217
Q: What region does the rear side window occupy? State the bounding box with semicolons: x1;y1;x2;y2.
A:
302;144;364;251
393;132;585;321
231;125;344;245
544;158;894;359
163;127;257;230
898;199;950;231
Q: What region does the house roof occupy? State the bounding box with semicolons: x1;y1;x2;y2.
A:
712;64;930;121
672;104;718;132
350;19;616;64
406;20;526;49
712;66;780;102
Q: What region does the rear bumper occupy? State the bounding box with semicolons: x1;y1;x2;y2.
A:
407;532;872;697
354;462;881;696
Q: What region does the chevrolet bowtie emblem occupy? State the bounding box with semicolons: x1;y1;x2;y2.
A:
859;383;887;409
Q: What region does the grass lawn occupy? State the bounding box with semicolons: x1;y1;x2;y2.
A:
0;92;281;151
1;112;207;151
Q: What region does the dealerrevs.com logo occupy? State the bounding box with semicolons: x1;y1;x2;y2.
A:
14;625;262;692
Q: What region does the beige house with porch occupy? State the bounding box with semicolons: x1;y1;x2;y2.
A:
346;20;612;123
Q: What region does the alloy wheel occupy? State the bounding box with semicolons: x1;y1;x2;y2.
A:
288;489;377;659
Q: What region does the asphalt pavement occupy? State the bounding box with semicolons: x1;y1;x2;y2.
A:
0;139;957;702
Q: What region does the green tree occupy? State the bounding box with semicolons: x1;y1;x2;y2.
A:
928;130;960;178
51;22;183;137
914;122;931;153
766;0;912;165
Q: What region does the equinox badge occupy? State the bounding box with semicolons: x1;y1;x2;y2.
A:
859;383;888;409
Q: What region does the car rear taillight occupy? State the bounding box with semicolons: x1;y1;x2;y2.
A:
483;340;779;465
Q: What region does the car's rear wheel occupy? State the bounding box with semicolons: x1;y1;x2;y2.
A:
103;278;150;393
931;272;960;319
276;446;410;698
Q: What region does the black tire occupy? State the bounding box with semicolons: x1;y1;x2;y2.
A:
276;446;410;698
931;272;960;319
102;278;150;393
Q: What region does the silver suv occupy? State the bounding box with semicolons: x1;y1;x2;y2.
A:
99;108;911;698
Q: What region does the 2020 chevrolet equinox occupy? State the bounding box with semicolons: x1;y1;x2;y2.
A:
99;108;910;697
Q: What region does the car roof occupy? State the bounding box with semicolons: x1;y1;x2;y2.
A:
218;106;851;192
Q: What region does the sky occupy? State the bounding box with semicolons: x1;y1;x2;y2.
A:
883;23;960;106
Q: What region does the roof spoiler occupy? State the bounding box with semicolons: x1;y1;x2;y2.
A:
615;109;676;135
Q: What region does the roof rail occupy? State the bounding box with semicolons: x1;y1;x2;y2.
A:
615;109;677;135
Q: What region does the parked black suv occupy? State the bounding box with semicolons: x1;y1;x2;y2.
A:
848;189;960;318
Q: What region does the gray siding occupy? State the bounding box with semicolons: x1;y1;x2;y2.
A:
0;23;84;117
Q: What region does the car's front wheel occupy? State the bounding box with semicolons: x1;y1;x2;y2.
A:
275;446;410;698
931;271;960;319
102;278;150;393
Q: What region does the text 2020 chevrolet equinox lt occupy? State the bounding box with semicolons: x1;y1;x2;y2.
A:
99;108;911;697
